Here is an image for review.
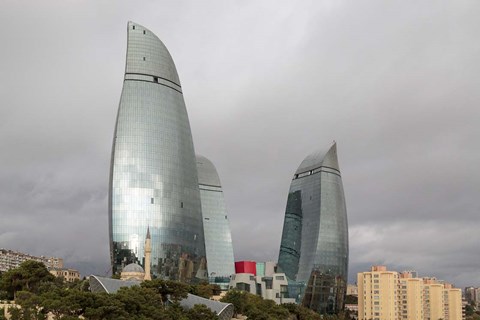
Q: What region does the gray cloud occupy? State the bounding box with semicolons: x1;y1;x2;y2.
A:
0;0;479;287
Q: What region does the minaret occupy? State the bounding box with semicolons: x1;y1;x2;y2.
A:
144;227;152;281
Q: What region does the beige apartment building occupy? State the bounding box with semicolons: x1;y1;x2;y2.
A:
423;277;444;320
358;266;462;320
49;268;81;282
399;272;423;319
444;284;463;320
358;265;400;320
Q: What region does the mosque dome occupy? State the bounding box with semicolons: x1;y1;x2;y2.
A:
123;263;144;273
121;263;145;281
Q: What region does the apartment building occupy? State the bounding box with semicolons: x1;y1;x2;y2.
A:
399;272;423;319
0;248;63;272
358;266;462;320
358;265;399;320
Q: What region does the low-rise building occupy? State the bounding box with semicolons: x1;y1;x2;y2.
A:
229;272;296;304
230;260;296;304
49;268;81;282
347;284;358;296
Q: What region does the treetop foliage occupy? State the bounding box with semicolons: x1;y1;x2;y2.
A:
220;289;350;320
0;261;351;319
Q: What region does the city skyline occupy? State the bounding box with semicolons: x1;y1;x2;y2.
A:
0;1;479;288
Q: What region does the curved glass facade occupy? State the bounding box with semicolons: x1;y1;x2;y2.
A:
277;142;348;314
196;155;235;289
109;22;206;282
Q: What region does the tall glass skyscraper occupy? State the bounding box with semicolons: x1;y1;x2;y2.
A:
196;155;235;289
277;142;348;314
109;22;207;282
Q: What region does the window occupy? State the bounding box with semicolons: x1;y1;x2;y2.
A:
236;283;250;292
153;77;158;83
151;198;154;204
133;25;135;30
143;57;146;61
180;202;184;208
143;30;146;34
263;278;273;289
256;283;262;295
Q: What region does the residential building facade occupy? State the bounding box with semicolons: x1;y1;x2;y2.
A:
0;248;63;272
465;286;480;306
358;266;462;320
358;266;399;320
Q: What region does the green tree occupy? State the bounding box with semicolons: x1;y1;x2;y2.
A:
466;303;475;316
114;285;165;319
163;303;189;320
186;304;219;320
221;289;293;319
193;283;222;298
38;287;71;318
344;294;358;304
83;292;128;320
7;306;22;320
282;302;323;320
0;261;54;299
141;279;189;304
220;289;248;316
0;269;23;300
243;294;289;320
190;281;214;299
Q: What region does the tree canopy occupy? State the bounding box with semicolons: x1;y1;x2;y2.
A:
0;262;219;319
0;261;351;319
220;289;350;320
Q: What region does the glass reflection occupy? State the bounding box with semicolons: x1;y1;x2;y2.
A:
109;22;206;283
277;143;348;314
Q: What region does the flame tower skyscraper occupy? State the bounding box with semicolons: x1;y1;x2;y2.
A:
277;142;348;314
109;22;206;282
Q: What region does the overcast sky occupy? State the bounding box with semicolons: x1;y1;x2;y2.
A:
1;0;479;287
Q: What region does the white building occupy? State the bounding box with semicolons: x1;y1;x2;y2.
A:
229;272;296;304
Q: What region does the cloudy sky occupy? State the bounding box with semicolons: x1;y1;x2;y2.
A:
1;0;479;287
